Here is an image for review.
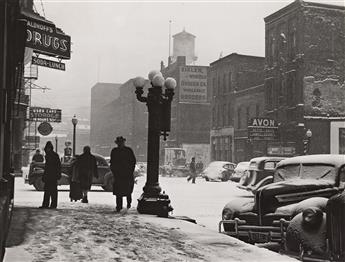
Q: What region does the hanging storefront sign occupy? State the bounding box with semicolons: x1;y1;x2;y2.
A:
267;142;296;157
25;16;71;59
248;117;278;141
32;56;65;71
38;122;53;136
179;66;208;104
30;107;62;122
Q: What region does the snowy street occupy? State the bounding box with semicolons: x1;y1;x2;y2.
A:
3;172;298;261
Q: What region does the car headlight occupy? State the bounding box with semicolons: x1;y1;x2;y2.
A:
222;208;234;220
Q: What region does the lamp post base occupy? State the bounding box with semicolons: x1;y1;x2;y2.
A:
137;192;173;217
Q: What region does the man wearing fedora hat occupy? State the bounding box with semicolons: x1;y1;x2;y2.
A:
110;136;136;212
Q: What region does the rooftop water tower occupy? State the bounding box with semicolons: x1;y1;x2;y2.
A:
172;28;197;65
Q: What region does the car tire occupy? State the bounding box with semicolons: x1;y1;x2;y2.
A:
221;172;229;182
205;177;209;181
33;177;44;191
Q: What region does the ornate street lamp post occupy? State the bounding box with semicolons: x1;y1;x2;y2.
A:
133;70;176;217
71;115;78;156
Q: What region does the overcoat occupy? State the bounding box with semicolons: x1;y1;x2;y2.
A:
42;151;61;189
75;152;98;190
110;146;136;196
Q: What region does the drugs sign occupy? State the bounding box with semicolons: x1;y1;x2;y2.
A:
30;107;62;122
248;118;278;141
25;18;71;59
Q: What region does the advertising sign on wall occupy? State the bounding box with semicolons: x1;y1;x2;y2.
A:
29;107;62;122
179;66;208;104
25;18;71;59
38;122;53;136
248;118;278;141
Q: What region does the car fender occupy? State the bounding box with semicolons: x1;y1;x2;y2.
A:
286;208;326;254
103;171;113;186
222;197;255;220
57;173;70;186
275;197;329;217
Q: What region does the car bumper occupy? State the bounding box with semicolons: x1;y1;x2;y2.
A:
219;218;289;244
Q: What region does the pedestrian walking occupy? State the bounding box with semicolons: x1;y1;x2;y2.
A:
110;136;136;212
39;141;61;209
187;157;197;183
32;149;44;163
74;146;98;203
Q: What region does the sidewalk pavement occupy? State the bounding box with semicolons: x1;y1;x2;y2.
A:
4;202;297;262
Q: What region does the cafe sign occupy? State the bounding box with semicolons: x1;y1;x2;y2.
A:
26;19;71;59
30;107;62;123
248;117;278;141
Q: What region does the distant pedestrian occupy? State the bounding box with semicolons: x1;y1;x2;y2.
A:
74;146;98;203
187;157;197;183
196;160;204;174
110;136;136;212
32;149;44;163
39;141;61;209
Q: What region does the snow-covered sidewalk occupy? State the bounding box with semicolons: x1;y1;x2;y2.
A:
4;202;297;262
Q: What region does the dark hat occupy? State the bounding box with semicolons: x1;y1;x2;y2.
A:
115;136;126;143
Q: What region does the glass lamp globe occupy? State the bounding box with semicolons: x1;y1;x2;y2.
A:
148;70;162;82
134;76;146;88
72;115;78;125
164;77;176;90
306;129;312;138
152;74;165;87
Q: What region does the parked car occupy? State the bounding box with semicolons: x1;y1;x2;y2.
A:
230;161;249;182
219;154;345;246
201;161;236;182
237;156;285;192
27;153;114;192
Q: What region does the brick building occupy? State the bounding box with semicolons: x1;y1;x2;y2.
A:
264;0;345;155
160;56;211;164
209;53;265;162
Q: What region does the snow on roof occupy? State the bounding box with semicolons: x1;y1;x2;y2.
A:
249;156;286;163
277;154;345;168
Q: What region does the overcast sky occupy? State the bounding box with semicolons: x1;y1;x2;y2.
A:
32;0;344;115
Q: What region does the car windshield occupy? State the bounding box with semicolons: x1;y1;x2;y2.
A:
274;163;336;182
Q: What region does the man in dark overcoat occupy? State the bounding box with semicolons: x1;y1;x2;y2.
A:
39;141;61;209
75;146;98;203
110;136;136;212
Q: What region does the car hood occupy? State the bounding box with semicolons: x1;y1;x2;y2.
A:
258;179;337;213
261;178;334;193
202;167;224;179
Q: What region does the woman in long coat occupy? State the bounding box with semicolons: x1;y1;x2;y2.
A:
110;136;136;212
75;146;98;203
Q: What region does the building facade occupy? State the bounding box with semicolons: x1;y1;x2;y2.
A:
264;0;345;155
209;53;265;162
161;56;211;164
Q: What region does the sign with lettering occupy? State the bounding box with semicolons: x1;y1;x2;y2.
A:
267;142;296;157
25;19;71;59
38;122;53;136
32;56;65;71
179;66;208;103
30;107;62;122
248;118;278;141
